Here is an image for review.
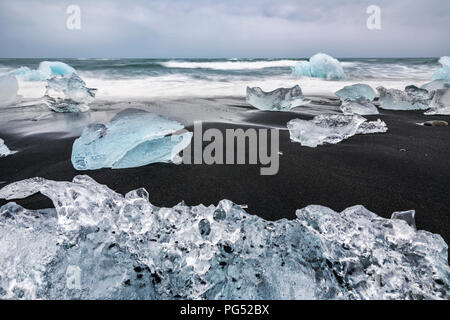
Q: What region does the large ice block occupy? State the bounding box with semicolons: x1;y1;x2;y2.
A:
340;98;379;115
45;74;97;113
292;53;346;80
335;84;376;101
71;109;193;170
432;56;450;80
10;61;77;81
246;85;310;111
287;114;387;147
0;74;20;107
0;138;15;157
0;175;448;299
377;85;430;110
424;88;450;115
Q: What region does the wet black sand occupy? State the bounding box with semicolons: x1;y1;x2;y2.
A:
0;105;449;247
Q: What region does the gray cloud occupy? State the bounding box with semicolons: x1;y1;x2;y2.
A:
0;0;449;58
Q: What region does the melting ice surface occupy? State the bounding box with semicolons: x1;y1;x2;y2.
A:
377;85;430;110
0;175;448;299
340;98;379;115
287;114;387;147
71;108;193;170
424;88;450;115
246;85;310;111
292;53;346;80
0;138;15;157
0;74;20;107
335;84;376;102
10;61;77;81
45;74;97;113
432;56;450;80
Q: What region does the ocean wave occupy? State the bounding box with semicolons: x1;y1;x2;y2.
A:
159;59;301;70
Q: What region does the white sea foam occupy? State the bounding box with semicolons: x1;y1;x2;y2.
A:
159;59;301;70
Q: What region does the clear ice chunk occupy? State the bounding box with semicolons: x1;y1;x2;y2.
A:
71;108;193;170
0;175;448;299
335;84;376;101
391;210;416;229
10;61;77;81
0;138;16;157
292;53;346;80
246;85;310;111
287;114;387;147
0;74;20;107
432;56;450;80
421;80;450;91
424;88;450;115
45;74;97;113
377;85;430;110
340;98;379;115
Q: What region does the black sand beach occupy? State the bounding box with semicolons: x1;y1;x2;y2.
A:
0;100;449;247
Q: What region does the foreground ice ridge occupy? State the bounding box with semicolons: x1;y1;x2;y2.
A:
0;138;16;157
10;61;77;81
72;108;193;170
292;53;346;80
0;74;20;107
287;114;387;147
246;85;310;111
377;85;431;111
0;175;448;300
432;56;450;80
335;84;376;102
45;74;97;113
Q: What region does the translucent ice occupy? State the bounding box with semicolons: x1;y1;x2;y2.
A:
287;114;387;147
10;61;76;81
246;85;310;111
432;56;450;80
0;175;448;299
340;98;379;115
0;74;20;107
424;88;450;115
421;80;450;91
71;109;192;170
377;85;430;110
0;138;15;157
292;53;346;80
45;74;97;113
335;84;376;101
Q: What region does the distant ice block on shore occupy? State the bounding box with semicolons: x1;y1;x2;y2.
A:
287;114;387;147
377;85;430;110
45;74;97;113
335;84;376;101
0;175;448;299
0;74;20;107
340;98;379;115
0;138;15;157
71;108;192;170
432;56;450;80
424;88;450;115
292;53;346;80
421;80;450;91
246;85;310;111
10;61;77;81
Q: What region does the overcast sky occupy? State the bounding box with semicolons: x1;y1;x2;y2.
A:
0;0;449;58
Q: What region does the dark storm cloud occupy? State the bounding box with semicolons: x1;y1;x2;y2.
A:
0;0;448;58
